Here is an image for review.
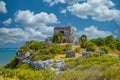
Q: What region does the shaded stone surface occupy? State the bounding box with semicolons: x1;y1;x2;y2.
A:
52;60;66;73
82;51;92;56
30;59;66;73
66;50;75;58
30;60;54;69
17;52;30;60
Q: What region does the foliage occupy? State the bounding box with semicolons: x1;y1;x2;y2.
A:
80;34;87;48
5;57;19;69
52;32;64;43
104;63;120;80
91;38;105;46
50;44;65;54
64;44;72;51
86;42;96;52
65;54;119;69
116;39;120;51
99;46;110;53
1;67;56;80
31;54;54;61
74;47;81;53
0;54;120;80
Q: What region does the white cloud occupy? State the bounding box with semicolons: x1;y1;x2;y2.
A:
0;10;59;44
43;0;85;6
43;0;65;6
0;1;7;13
115;14;120;26
0;27;50;44
67;0;120;21
2;18;12;25
15;10;59;28
60;9;66;14
76;25;114;39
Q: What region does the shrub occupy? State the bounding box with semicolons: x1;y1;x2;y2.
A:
99;46;110;53
104;63;120;80
5;57;19;69
74;47;81;53
86;42;96;52
80;34;87;48
31;54;54;61
52;32;64;43
50;44;65;54
64;44;72;51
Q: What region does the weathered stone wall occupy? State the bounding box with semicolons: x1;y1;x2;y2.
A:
54;26;75;43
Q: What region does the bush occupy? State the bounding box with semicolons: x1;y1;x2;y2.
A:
3;67;56;80
64;44;72;51
74;47;81;53
50;44;65;54
104;63;120;80
86;42;96;52
31;54;54;61
99;46;110;53
5;57;19;69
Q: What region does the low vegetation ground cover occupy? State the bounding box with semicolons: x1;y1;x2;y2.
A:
0;34;120;80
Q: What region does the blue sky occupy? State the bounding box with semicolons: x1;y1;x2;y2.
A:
0;0;120;48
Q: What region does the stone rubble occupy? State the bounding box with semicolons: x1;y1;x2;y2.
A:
29;60;66;73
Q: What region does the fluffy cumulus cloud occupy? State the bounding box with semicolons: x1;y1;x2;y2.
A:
15;10;59;27
76;25;114;39
67;0;120;21
0;27;47;44
0;1;7;13
2;18;12;25
0;10;59;45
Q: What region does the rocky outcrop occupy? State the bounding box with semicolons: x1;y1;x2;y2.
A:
17;52;30;60
16;52;30;63
30;60;66;73
52;60;66;73
66;50;75;58
30;60;54;69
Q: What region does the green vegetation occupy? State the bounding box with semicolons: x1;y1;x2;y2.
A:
0;34;120;80
0;54;120;80
86;42;96;52
64;44;72;51
52;32;64;43
80;34;87;48
74;47;81;53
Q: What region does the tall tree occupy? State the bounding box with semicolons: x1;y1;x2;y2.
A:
79;34;87;48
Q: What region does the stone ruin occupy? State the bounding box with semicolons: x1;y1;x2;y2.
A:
45;26;79;44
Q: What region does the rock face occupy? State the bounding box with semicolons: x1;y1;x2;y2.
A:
17;52;30;59
30;60;66;73
66;50;75;58
82;51;92;56
17;52;30;63
30;60;54;69
52;60;66;73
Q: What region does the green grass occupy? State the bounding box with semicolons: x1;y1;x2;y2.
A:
0;54;120;80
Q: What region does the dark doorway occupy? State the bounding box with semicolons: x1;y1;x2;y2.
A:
60;31;64;35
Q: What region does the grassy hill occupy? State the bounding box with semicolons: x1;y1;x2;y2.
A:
0;35;120;80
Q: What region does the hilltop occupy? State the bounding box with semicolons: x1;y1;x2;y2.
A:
0;34;120;80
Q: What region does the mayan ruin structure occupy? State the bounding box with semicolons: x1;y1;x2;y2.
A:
54;26;75;43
